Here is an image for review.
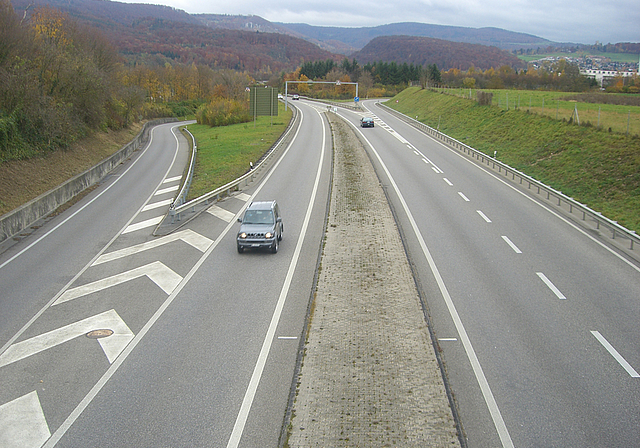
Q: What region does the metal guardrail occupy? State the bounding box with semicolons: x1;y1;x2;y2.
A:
172;127;197;209
169;103;299;222
301;96;363;112
377;101;639;252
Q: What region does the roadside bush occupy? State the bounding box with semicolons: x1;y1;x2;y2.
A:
196;99;250;127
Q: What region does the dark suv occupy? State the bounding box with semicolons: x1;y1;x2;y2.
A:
237;201;283;253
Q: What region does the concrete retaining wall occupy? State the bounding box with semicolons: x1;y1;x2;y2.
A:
0;118;178;244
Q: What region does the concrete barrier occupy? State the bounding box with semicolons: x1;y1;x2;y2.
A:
0;118;178;244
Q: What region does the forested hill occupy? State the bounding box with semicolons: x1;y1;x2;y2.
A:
9;0;338;73
351;35;527;71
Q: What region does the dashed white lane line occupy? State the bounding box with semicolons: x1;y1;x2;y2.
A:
154;185;179;196
444;178;453;186
207;205;236;223
458;192;470;202
501;236;522;254
591;331;640;378
477;210;492;222
536;272;567;299
122;216;163;234
142;199;173;212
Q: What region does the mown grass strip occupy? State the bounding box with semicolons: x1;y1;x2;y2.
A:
389;87;640;232
185;103;292;200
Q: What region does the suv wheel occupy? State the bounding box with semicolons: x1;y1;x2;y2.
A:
271;239;278;253
237;245;243;253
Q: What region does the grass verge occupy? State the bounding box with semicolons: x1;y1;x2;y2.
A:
185;102;292;200
388;87;640;232
0;124;143;216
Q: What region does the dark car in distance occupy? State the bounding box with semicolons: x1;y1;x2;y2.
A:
360;117;374;127
237;201;283;253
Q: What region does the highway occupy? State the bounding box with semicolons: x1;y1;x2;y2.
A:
336;99;640;447
0;103;332;448
1;96;638;448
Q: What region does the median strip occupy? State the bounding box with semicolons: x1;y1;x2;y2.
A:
286;113;460;447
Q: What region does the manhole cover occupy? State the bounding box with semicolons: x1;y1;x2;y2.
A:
86;329;114;339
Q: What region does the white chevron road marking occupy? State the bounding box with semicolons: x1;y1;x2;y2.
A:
54;261;182;305
93;230;213;265
0;309;134;368
0;391;50;448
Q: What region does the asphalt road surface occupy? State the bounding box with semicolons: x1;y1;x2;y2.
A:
0;104;332;448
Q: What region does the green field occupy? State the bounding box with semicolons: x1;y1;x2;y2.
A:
388;87;640;232
436;87;640;136
185;102;292;200
518;52;640;63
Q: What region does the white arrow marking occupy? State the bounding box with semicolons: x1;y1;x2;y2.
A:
93;230;212;265
0;309;134;368
0;391;50;448
54;261;182;305
207;205;236;223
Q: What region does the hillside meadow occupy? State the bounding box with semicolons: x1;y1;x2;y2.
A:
388;87;640;232
434;87;640;135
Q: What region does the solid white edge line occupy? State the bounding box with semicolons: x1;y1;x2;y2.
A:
536;272;567;299
225;107;325;448
591;331;640;377
43;113;308;447
338;108;515;448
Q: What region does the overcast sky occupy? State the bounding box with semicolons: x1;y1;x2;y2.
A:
120;0;639;44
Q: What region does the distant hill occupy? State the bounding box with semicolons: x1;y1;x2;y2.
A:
278;22;560;54
352;35;527;70
6;0;566;74
197;14;356;54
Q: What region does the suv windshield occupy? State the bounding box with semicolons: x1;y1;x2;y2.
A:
242;210;274;224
